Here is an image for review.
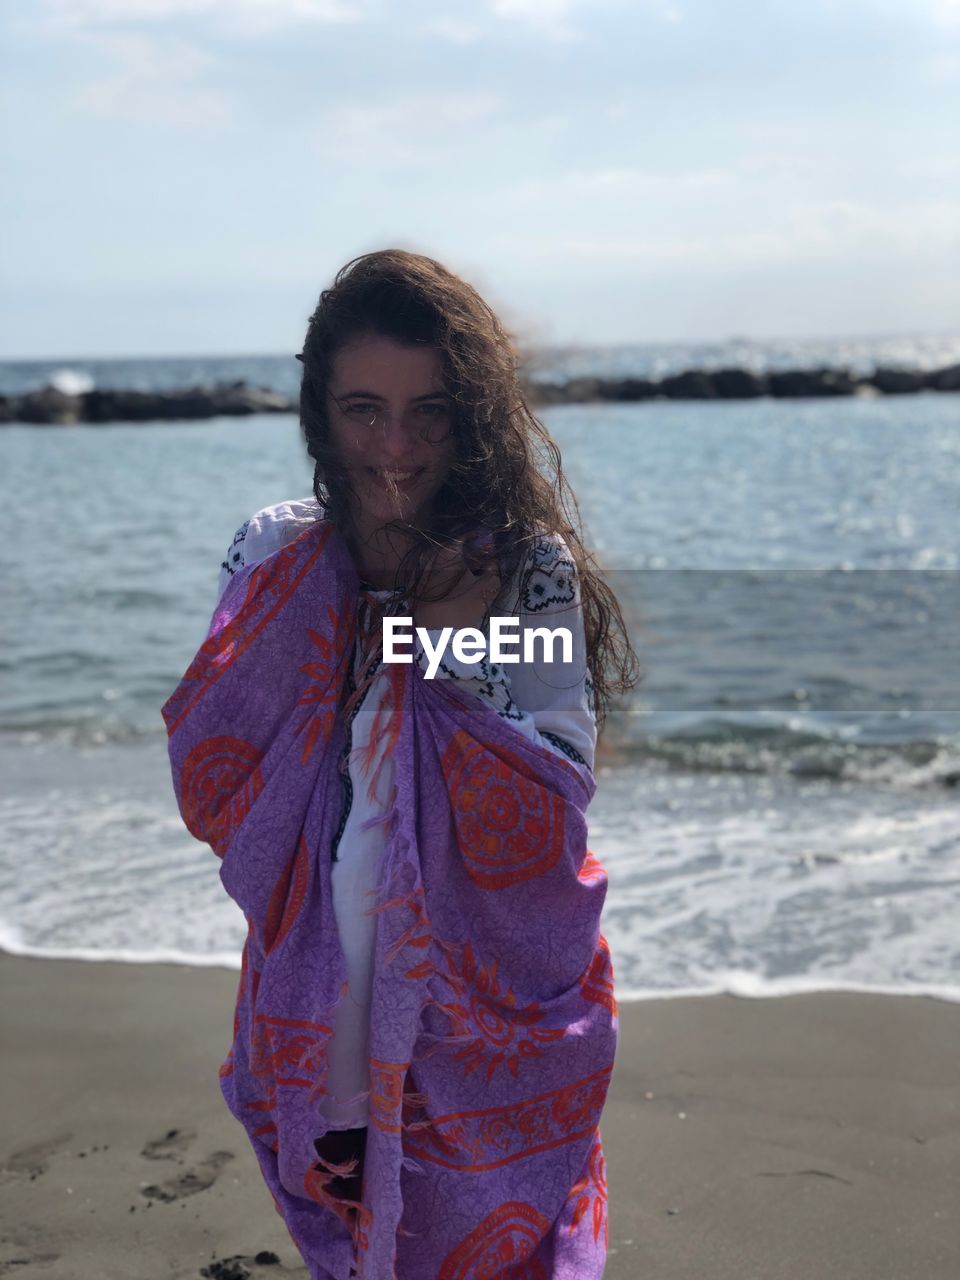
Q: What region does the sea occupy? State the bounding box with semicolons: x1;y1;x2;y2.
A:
1;333;958;1004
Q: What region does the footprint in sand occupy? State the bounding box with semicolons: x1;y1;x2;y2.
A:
141;1127;197;1161
140;1149;234;1202
0;1225;61;1275
2;1132;73;1178
198;1252;300;1279
0;1248;61;1275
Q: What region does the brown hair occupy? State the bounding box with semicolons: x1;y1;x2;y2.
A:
297;248;640;732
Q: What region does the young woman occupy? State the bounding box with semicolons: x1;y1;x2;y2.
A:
166;249;638;1279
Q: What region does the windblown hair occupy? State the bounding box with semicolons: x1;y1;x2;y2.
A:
297;248;640;731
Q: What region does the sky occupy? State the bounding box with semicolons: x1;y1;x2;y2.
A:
1;0;958;358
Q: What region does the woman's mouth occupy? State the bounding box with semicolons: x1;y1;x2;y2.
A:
367;467;425;491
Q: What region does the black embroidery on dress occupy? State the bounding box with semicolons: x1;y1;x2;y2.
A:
220;519;250;579
520;536;576;613
495;686;525;722
541;730;587;765
584;669;597;726
418;647;521;720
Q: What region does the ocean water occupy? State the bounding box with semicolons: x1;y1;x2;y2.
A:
1;341;958;1002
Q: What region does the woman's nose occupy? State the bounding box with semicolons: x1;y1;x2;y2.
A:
379;412;415;455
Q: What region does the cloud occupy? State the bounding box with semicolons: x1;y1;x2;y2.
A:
423;0;681;46
41;0;365;32
420;16;485;44
843;0;960;26
73;31;232;125
782;199;960;256
38;0;367;127
493;200;960;270
487;0;681;40
312;92;503;163
489;0;580;21
488;1;582;43
508;166;732;202
920;0;960;23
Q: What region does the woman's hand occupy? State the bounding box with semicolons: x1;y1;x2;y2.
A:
412;534;501;632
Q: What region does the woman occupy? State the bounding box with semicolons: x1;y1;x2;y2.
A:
164;249;638;1279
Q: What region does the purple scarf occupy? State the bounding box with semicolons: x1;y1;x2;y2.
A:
161;519;618;1279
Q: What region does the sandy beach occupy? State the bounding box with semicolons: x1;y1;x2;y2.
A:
1;953;957;1279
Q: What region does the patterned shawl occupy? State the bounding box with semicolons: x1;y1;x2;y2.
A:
161;519;618;1280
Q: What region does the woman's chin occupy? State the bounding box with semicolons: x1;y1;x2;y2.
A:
359;496;420;529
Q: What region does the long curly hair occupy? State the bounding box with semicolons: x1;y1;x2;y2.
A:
297;248;640;731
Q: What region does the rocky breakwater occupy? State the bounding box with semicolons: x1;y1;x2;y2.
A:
0;380;297;425
528;362;960;405
3;363;960;424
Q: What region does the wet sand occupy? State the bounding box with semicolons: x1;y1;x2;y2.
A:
1;954;957;1278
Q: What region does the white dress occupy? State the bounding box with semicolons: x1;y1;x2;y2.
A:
216;497;597;1129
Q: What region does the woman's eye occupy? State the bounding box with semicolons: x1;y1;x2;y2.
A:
347;404;377;415
420;404;448;416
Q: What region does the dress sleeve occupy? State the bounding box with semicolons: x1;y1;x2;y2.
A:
215;499;322;605
411;534;597;773
217;519;252;602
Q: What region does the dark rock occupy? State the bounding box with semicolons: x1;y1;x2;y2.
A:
79;383;296;423
768;368;857;398
867;367;925;394
711;367;768;398
254;1252;280;1265
17;387;82;424
528;377;605;404
207;384;296;415
601;377;659;401
927;362;960;392
158;390;224;419
560;377;605;402
82;390;176;422
101;392;155;420
658;370;718;399
8;360;957;425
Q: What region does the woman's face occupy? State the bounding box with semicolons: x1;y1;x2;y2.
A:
326;333;456;534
